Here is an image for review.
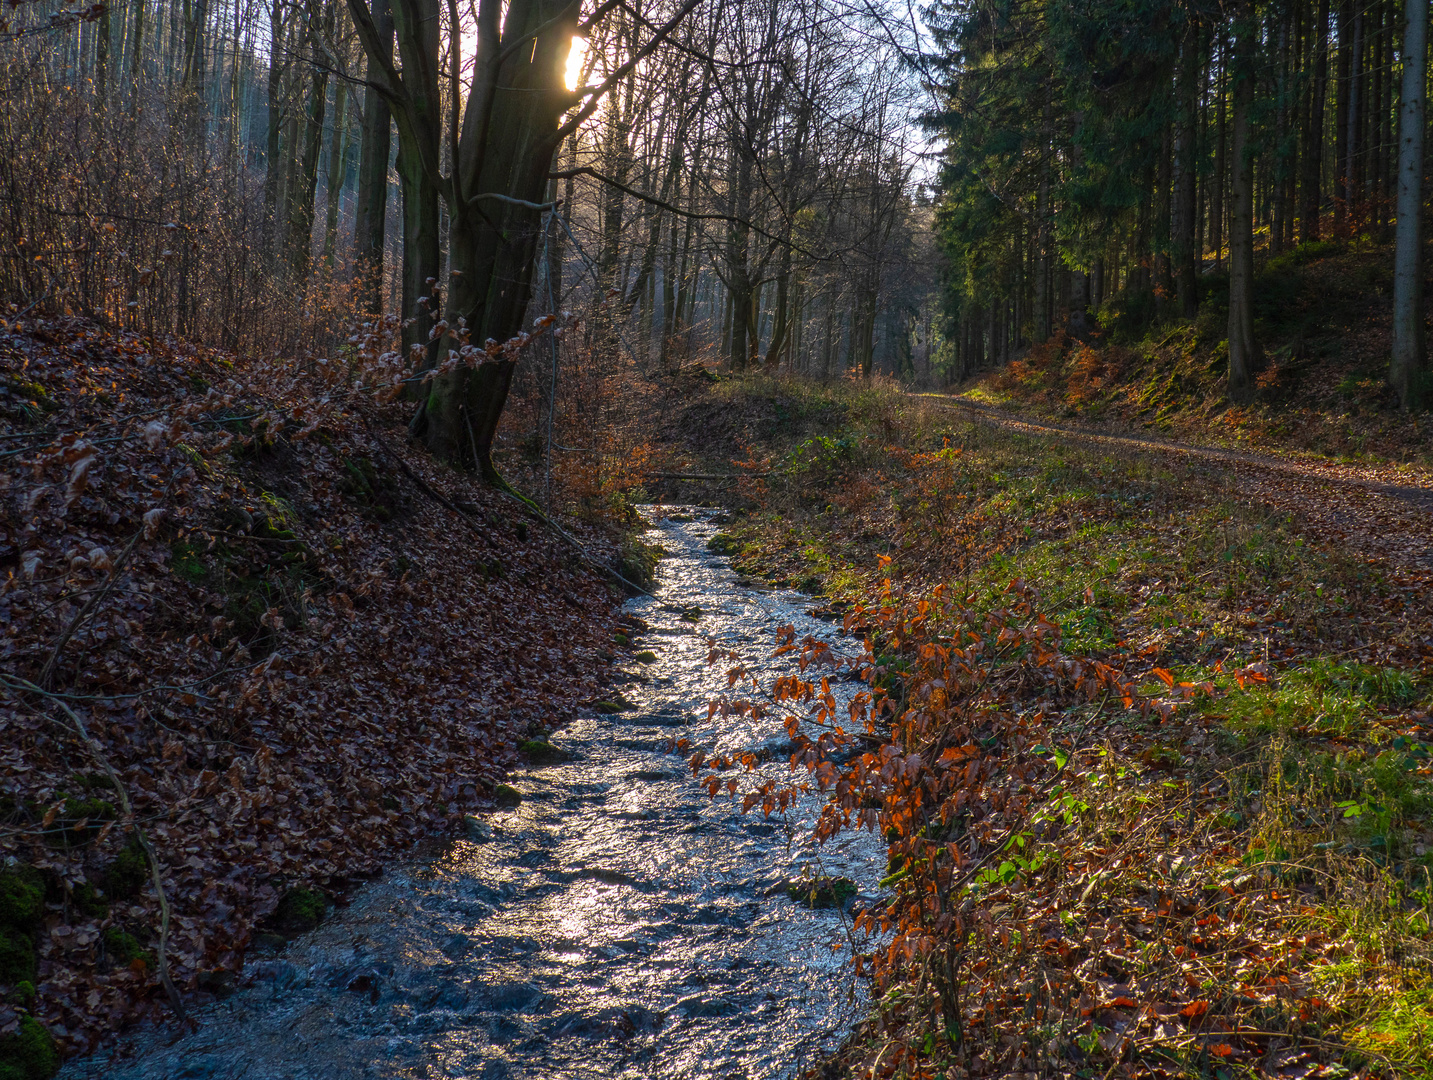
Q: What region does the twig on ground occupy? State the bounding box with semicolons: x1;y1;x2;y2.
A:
38;525;145;689
2;674;188;1022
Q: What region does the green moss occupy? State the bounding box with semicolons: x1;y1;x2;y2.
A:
273;887;327;934
493;784;523;808
168;535;322;646
706;533;741;556
6;982;34;1008
0;870;44;931
518;740;568;765
0;868;44;988
103;839;148;899
0;932;36;986
0;1016;59;1080
102;928;151;967
634;650;658;664
70;882;108;919
42;795;116;849
338;457;398;522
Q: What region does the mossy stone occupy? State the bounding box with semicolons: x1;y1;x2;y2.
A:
0;1015;59;1080
593;701;624;714
518;740;568;765
43;794;116;848
785;876;857;909
0;870;44;930
613;633;629;647
706;533;741;556
274;887;327;934
635;651;658;664
6;982;35;1008
0;931;36;985
493;784;522;808
251;932;287;955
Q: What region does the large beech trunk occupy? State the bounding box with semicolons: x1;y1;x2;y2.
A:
405;0;578;479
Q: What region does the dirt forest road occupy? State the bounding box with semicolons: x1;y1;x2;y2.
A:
917;394;1433;578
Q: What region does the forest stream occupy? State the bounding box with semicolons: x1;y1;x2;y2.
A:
60;507;881;1080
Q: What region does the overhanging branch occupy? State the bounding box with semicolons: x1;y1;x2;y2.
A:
548;166;829;261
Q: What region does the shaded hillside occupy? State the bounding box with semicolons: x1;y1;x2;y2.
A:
0;315;626;1062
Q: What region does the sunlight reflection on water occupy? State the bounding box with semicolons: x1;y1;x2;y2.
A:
63;507;882;1080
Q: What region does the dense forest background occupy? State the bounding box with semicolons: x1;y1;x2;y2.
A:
928;0;1430;410
0;0;1428;451
0;0;937;412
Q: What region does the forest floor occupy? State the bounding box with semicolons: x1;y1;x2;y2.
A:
649;367;1433;1079
0;315;640;1071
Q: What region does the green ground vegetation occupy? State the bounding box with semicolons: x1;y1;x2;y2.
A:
676;373;1433;1076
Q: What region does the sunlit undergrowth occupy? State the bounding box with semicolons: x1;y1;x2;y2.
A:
682;375;1433;1078
959;240;1433;467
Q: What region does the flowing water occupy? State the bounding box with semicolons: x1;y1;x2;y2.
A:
63;508;881;1080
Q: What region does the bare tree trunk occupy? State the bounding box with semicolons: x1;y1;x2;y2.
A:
322;79;348;275
1175;21;1201;318
1228;14;1261;404
1300;0;1328;243
1389;0;1426;408
352;0;393;314
96;1;111;103
1345;4;1363;224
262;2;287;263
286;16;331;287
1270;13;1289;255
397;141;440;356
1334;0;1352;233
1155;122;1174;319
1212;37;1227;266
1034;169;1050;341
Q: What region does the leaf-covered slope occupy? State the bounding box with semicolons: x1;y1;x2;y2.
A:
0;316;620;1061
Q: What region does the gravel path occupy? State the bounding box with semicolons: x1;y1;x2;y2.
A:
919;395;1433;575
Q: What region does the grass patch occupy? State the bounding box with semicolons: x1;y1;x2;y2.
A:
684;372;1433;1078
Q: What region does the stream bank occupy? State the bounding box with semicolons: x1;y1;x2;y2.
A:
59;508;881;1080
